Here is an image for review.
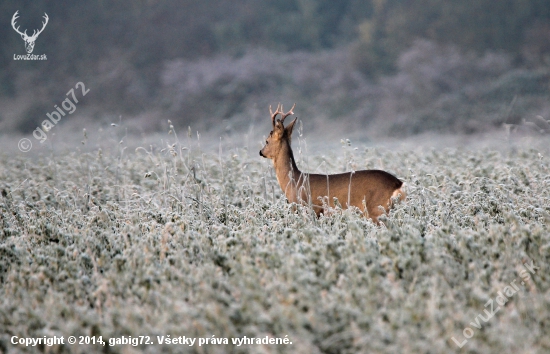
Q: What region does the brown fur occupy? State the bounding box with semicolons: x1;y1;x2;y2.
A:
260;104;405;224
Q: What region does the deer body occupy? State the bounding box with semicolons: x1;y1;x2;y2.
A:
260;104;405;223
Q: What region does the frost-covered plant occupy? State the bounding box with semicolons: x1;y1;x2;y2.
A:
0;132;549;353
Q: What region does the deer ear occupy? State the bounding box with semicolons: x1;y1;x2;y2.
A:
285;117;298;136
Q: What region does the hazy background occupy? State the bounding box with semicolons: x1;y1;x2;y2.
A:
1;0;549;148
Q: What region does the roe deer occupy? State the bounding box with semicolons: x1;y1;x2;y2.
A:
259;104;405;224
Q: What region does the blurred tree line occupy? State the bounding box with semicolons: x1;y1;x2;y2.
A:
2;0;548;78
352;0;550;76
0;0;549;132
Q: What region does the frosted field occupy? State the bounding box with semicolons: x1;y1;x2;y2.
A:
0;131;549;354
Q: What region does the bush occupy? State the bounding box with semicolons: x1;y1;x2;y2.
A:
372;40;550;135
0;135;549;353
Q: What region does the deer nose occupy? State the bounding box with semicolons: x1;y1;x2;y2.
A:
259;150;265;158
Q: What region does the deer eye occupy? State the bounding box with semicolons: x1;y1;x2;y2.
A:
265;140;269;145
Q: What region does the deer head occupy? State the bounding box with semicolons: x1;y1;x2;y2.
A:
259;103;297;159
11;11;49;54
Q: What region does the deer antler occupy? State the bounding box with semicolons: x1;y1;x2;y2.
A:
280;103;296;123
11;11;26;37
269;103;296;126
269;103;283;127
30;13;49;39
11;11;48;39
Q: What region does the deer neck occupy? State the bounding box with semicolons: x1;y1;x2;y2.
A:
273;141;302;202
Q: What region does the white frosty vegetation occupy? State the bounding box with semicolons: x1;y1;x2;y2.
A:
0;132;548;353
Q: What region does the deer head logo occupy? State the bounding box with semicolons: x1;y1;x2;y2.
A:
11;11;49;54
